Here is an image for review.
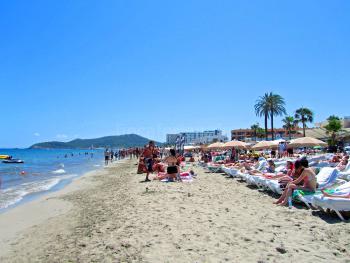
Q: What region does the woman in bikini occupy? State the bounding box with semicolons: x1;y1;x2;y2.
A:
155;149;179;181
274;158;317;206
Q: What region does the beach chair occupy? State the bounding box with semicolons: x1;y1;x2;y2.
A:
250;163;290;191
221;166;230;175
311;182;350;221
206;163;223;173
292;167;343;208
229;168;240;177
239;160;268;185
317;167;341;189
338;162;350;181
266;179;284;194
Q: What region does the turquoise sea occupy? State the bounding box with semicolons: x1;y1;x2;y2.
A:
0;148;104;212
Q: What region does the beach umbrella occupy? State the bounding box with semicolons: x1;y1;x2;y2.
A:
207;142;225;149
184;145;199;151
184;145;193;150
268;139;287;148
252;140;278;150
223;140;248;149
288;137;327;148
273;138;286;143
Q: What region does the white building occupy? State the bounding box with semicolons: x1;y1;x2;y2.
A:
166;134;179;145
166;130;228;145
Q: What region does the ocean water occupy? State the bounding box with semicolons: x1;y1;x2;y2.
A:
0;148;104;212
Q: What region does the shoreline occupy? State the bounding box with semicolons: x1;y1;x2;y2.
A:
1;159;349;262
0;160;124;258
0;148;105;213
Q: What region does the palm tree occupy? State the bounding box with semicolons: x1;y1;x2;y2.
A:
268;93;286;140
256;127;265;139
325;115;342;146
250;123;260;141
294;107;314;137
327;115;340;121
282;116;296;140
254;93;270;140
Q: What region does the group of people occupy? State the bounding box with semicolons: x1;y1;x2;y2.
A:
218;150;350;204
104;147;145;165
137;141;191;182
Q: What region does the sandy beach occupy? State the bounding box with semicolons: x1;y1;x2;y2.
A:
0;159;349;263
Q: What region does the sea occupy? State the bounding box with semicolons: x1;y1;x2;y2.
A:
0;148;104;212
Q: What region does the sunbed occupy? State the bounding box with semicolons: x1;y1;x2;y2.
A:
312;182;350;221
338;162;350;181
292;167;343;208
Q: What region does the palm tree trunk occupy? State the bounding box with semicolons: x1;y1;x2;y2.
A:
332;132;336;146
302;122;306;137
289;129;291;140
264;114;268;140
271;114;274;140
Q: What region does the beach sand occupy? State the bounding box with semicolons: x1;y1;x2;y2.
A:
0;159;349;263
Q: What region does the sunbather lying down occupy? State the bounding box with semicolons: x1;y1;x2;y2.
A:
153;170;196;181
248;159;275;175
233;159;259;171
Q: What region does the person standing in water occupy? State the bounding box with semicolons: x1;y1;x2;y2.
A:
110;150;114;163
104;149;110;165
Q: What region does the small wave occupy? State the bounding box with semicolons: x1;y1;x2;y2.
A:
93;164;101;167
52;169;66;174
0;174;77;210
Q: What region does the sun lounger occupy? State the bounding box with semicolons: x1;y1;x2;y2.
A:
292;167;344;208
338;162;350;181
311;182;350;221
221;166;240;177
206;163;223;173
238;161;269;186
316;167;340;189
266;179;284;194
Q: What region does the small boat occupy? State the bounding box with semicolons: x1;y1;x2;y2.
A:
2;159;24;164
0;155;10;159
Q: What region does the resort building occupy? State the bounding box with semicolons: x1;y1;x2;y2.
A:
231;128;300;141
166;134;179;145
166;130;228;145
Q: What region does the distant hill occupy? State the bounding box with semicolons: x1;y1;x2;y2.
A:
30;134;162;149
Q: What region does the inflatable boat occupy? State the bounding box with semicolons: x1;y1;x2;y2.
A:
2;159;24;164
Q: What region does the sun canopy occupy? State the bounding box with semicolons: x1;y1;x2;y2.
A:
288;137;327;148
207;142;225;149
252;140;278;150
184;145;200;150
223;140;248;149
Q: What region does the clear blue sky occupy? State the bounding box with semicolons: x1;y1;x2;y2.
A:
1;0;349;148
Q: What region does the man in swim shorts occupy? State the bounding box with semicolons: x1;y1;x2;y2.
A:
141;141;156;182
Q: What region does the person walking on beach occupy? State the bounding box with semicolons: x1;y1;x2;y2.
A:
104;149;110;165
141;141;156;182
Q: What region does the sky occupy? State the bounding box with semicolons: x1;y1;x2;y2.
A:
1;0;349;148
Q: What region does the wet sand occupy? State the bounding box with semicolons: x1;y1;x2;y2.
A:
0;159;349;262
